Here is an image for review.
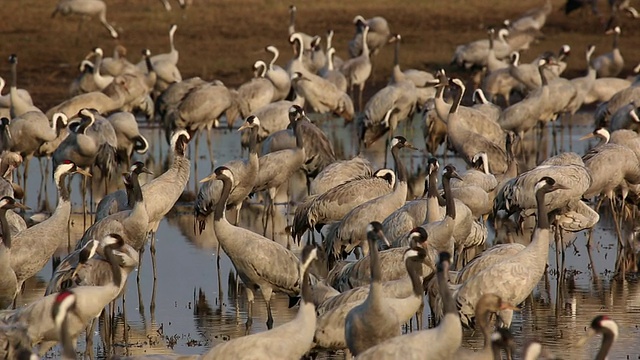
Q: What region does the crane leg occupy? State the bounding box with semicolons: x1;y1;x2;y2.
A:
150;231;158;280
22;157;29;205
245;288;255;335
358;83;365;113
206;128;215;171
194;133;200;194
82;176;88;231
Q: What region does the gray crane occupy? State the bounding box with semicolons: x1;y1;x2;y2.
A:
565;45;598;115
239;99;303;149
201;246;318;359
348;15;391;59
294;168;395;242
0;76;33;111
360;34;417;151
74;151;149;262
86;48;114;90
45;80;128;120
355;252;460;359
320;48;348;93
200;166;301;331
287;5;315;51
314;238;427;353
0;323;35;360
447;78;508;174
593;26;624;78
236;68;276;114
341;25;372;111
452;294;517;360
308;154;373;196
452;28;511;69
383;158;439;243
290;71;354;122
52;0;119;38
6;55;41;118
1;234;129;355
264;46;292;101
456;177;566;329
329;136;415;258
95;162;152;221
107;112;149;167
141;130;190;277
251;108;307;238
344;222;400;356
9;161;90;304
156;77;207;124
137;24;179;69
0;196;29;309
576;315;618;359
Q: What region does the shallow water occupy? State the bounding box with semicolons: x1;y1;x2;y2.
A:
14;110;640;359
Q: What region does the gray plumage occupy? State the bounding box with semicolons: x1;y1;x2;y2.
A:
320;48;348;93
142;130;191;236
592;26;624;78
290;71;354;122
156;77;207;126
609;102;640;132
202;247;318;360
45;84;128;120
452;29;511;69
594;85;640;127
348;16;391;58
51;0;119;38
0;322;34;360
264;46;291;102
0;76;33;110
87;48;114;90
1;234;127;355
345;223;401;355
309;155;373;196
95;162;151;221
204;166;301;329
6;55;41;118
456;178;563;328
287;5;315;51
236;75;276;115
195;116;259;232
495;152;591;222
582;128;640;201
361;35;417;147
447;79;508;174
566;45;598;115
356;253;460;360
9;162;89;299
52;109;118;178
329;137;413;257
239;100;302;149
341;25;372;110
107;112;149;165
295;169;395;241
0;197;29;309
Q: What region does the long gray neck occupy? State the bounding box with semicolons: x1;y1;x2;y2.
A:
58;173;70;202
301;271;312;304
60;315;76;359
539;65;548;86
104;246;123;288
130;172;143;204
369;236;382;283
249;126;258;156
293;121;304;150
440;263;456;315
214;177;232;222
427;168;438;199
406;258;423;297
391;146;407;184
596;328;615;360
536;188;549;229
449;83;462;114
443;174;456;219
0;209;11;249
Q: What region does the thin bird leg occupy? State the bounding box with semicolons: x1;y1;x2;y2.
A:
150;231;158;280
206;128;215;171
609;198;624;249
266;298;274;330
85;319;96;358
137;244;145;284
358;83;365;113
245;288;255;335
37;157;45;203
194;133;200;194
22;157;29;204
151;267;158;320
82;176;88;230
415;299;424;331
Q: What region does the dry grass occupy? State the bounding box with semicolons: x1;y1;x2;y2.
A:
0;0;638;110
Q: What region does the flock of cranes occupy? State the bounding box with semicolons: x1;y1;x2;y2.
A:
0;0;639;358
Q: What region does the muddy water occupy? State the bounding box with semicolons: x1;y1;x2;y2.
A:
15;111;640;359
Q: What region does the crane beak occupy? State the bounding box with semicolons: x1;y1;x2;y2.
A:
14;202;30;211
404;142;419;151
75;168;92;177
199;174;216;183
141;167;153;175
579;133;595;140
576;328;597;346
237;123;250;132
